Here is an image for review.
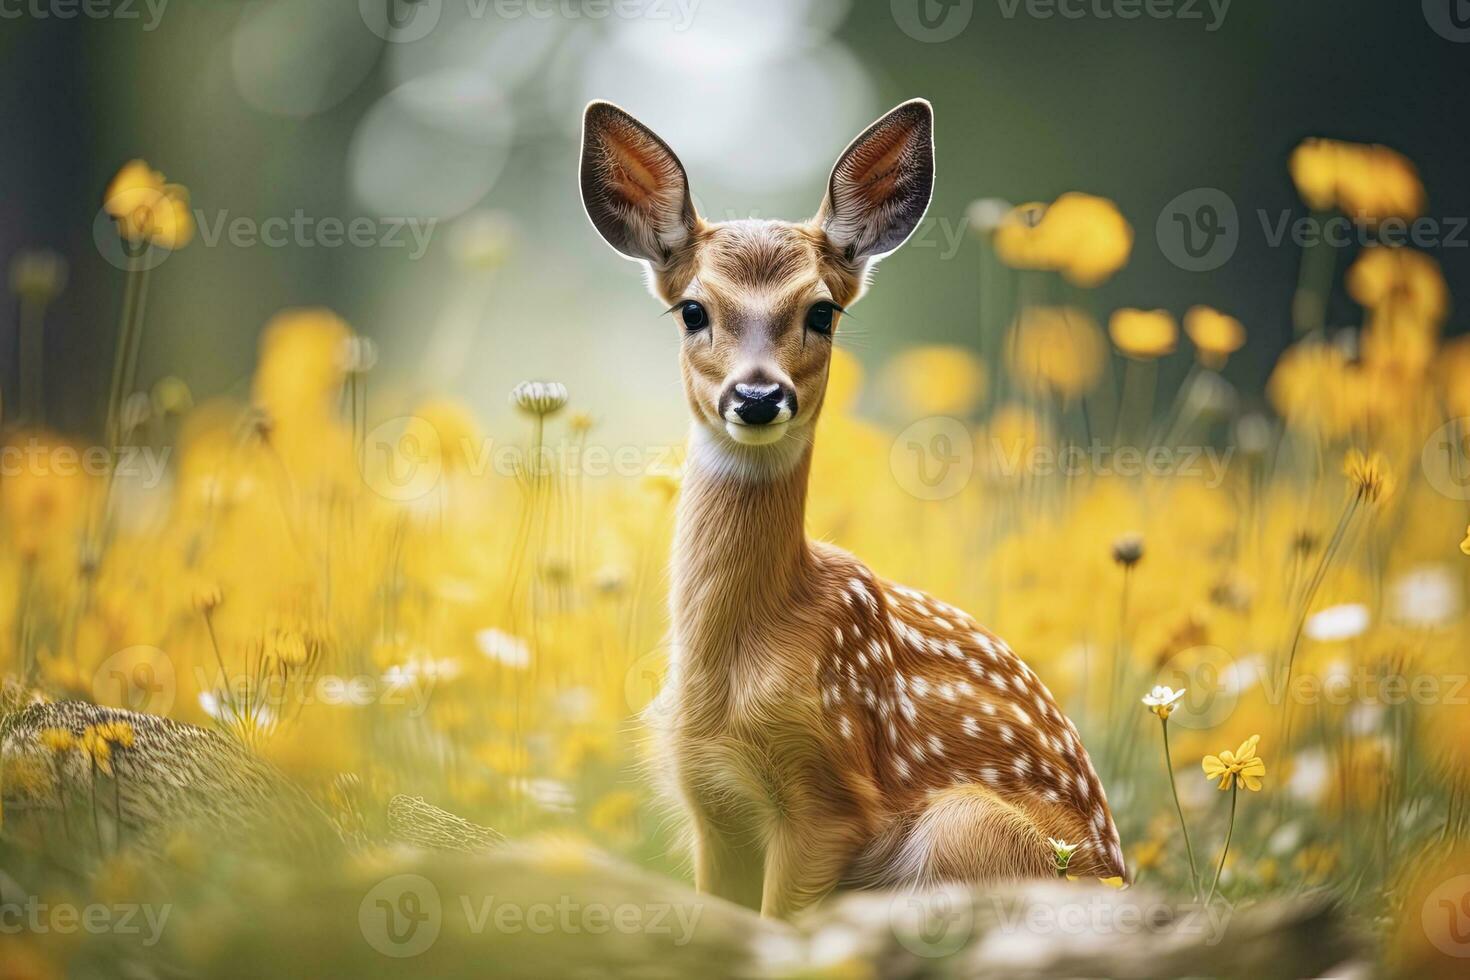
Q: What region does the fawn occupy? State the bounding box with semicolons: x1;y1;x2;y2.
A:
580;99;1125;918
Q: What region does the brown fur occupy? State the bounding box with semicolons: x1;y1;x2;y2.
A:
582;100;1125;918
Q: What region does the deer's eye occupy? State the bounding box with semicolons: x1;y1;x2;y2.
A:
806;302;839;335
680;301;708;332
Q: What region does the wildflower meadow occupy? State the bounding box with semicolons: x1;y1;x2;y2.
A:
3;3;1470;978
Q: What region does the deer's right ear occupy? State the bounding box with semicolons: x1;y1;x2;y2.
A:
580;102;697;266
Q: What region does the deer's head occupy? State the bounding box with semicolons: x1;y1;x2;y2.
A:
580;100;934;466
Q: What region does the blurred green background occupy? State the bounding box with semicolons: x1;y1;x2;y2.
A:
2;0;1467;442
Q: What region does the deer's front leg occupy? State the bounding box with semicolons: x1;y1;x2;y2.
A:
760;817;862;919
692;814;765;911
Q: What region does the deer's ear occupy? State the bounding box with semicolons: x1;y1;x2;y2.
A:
580;102;697;266
817;99;934;262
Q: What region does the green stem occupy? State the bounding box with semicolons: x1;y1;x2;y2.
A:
19;296;45;424
1161;720;1201;899
105;264;142;451
1206;783;1238;907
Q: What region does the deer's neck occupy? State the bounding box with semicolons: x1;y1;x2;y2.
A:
671;424;813;644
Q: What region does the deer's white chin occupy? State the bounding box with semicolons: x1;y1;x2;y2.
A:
724;420;789;446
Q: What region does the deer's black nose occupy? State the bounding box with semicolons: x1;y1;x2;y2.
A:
726;382;795;426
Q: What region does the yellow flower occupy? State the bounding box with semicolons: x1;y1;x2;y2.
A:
267;628;310;668
1346;246;1449;326
96;721;136;750
978;403;1052;480
1006;306;1105;399
193;582;223;614
1339;143;1424;224
80;727;113;776
1131;836;1166;872
1289;138;1338;211
103;159;194;250
1201;734;1266;792
991;202;1058;270
1343;448;1394;505
252;308;353;423
1266;340;1353;439
1460;525;1470;557
992;194;1132;286
1289;139;1424;223
1109;308;1177;360
1044;192;1134;287
412;399;484;475
38;728;75;754
880;345;987;417
1183;306;1245;369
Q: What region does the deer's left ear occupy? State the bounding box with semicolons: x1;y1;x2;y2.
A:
816;99;935;262
580;101;697;267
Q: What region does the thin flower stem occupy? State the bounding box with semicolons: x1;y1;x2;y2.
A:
1161;720;1201;899
19;296;45;423
105;264;142;450
1279;494;1360;751
202;608;237;717
90;759;105;858
1206;783;1238;907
